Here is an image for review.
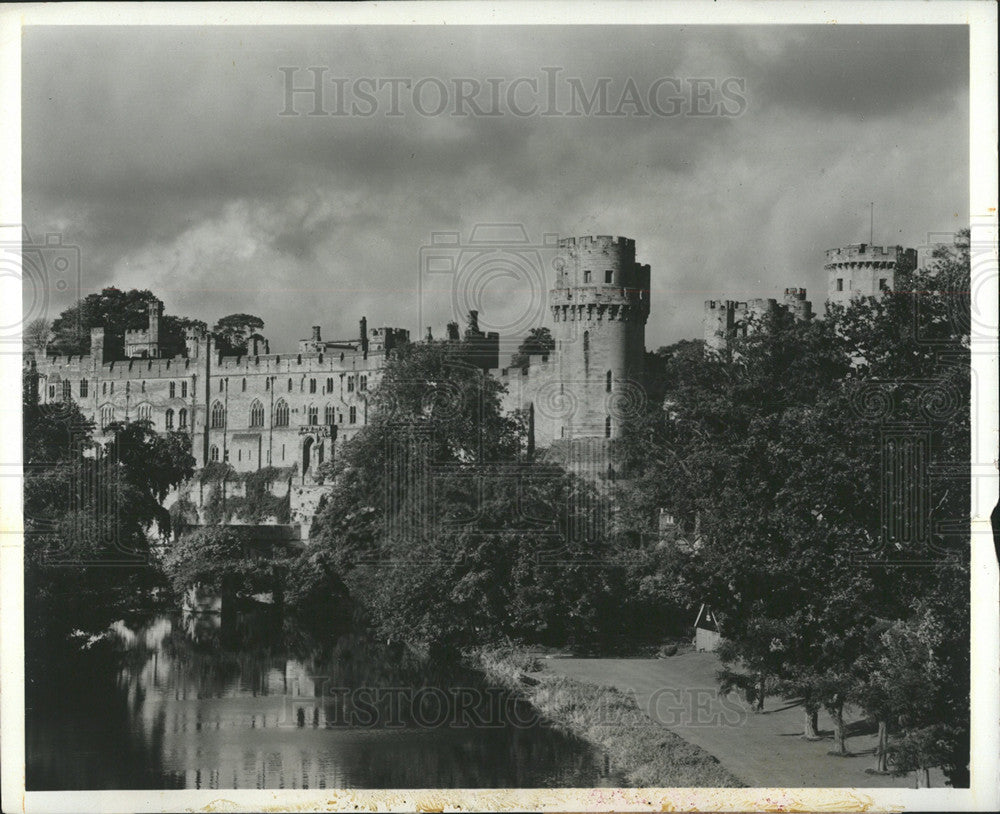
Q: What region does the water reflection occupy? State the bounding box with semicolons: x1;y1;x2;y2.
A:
27;608;621;790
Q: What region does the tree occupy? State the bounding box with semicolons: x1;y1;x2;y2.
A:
509;327;555;370
24;317;50;353
212;313;265;356
46;287;204;357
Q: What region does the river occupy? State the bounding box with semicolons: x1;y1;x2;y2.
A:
26;607;621;790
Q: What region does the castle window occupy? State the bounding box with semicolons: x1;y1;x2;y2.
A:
242;378;247;392
879;278;888;291
281;444;285;461
62;380;71;401
141;381;146;393
137;404;152;422
273;399;289;427
249;399;264;427
110;382;115;395
48;385;55;400
79;379;88;398
606;370;612;392
288;378;293;392
210;400;226;428
178;408;188;429
583;331;590;371
836;278;844;292
308;405;318;426
338;411;343;424
181;381;187;398
349;406;357;423
326;377;334;392
605;270;613;284
309;378;317;394
102;382;107;395
265;378;270;391
347;376;354;393
169;382;176;399
605;416;611;438
300;379;304;392
219;379;224;392
238;449;242;462
100;405;114;430
210;444;219;463
324;404;335;425
583;269;591;283
360;375;367;391
165;409;174;430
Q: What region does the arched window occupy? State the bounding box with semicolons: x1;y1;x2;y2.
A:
324;404;335;425
79;379;88;398
100;404;114;430
141;381;146;393
210;400;226;428
178;408;188;429
605;415;611;438
210;444;219;462
169;382;176;398
102;382;107;395
309;378;316;394
242;378;247;392
347;376;355;392
349;405;357;423
219;378;224;392
249;399;264;427
606;370;612;393
273;399;289;427
287;378;293;392
165;408;174;430
181;381;188;398
308;405;318;425
326;377;334;392
110;382;115;395
360;375;367;391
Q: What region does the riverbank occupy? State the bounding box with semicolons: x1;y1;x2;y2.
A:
470;646;743;788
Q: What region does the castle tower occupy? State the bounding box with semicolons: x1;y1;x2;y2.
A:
548;236;650;441
825;244;917;307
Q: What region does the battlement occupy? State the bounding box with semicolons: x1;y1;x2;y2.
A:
825;244;916;267
784;287;807;301
558;235;636;250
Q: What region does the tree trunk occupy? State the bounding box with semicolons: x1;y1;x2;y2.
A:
830;701;847;755
915;767;931;788
874;720;889;773
756;673;766;712
803;706;820;739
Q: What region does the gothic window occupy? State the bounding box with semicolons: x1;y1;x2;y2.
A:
165;409;174;430
324;404;335;425
308;405;318;426
288;378;293;392
326;377;334;392
102;382;107;395
347;376;354;393
605;269;613;284
606;370;612;392
137;404;152;422
349;405;357;423
48;385;55;400
360;375;367;391
181;381;188;398
219;378;224;392
169;382;175;398
62;380;71;401
210;444;219;463
249;399;264;427
309;378;317;394
141;381;146;393
100;405;114;430
210;400;226;428
79;379;88;398
273;399;289;427
242;378;247;392
110;382;115;395
178;408;188;429
605;416;611;438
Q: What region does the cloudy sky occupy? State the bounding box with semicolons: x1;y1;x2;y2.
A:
23;25;968;352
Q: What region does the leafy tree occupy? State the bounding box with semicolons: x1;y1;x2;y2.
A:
212;313;265;356
509;327;555;370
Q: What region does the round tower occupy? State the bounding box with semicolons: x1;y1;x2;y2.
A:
548;235;650;441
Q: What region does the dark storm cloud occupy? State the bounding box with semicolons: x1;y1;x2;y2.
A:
22;25;968;349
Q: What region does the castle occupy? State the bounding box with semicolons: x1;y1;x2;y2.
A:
27;235;913;536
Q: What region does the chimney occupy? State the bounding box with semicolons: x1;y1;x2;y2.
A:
359;316;369;354
467;310;479;334
311;325;321;342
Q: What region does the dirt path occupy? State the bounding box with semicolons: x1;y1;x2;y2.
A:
543;652;943;788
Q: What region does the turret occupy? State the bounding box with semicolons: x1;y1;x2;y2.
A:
825;244;917;306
